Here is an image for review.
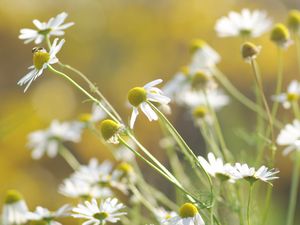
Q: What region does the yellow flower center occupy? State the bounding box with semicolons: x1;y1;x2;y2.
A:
79;113;92;122
193;106;208;119
241;42;260;60
33;50;50;70
38;28;52;35
287;10;300;31
179;203;198;218
128;87;147;107
239;29;252;37
100;119;121;141
5;190;23;204
93;212;109;221
270;23;290;45
287;93;299;101
190;39;207;53
29;220;48;225
191;71;209;89
117;162;133;174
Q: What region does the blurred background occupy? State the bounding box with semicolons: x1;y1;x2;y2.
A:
1;0;300;224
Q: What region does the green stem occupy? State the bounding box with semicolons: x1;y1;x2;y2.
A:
294;34;300;76
292;101;300;119
271;47;284;119
148;101;213;190
286;152;300;225
59;145;81;170
48;65;120;123
59;63;123;123
247;184;254;225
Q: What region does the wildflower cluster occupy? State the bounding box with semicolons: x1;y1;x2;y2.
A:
3;7;300;225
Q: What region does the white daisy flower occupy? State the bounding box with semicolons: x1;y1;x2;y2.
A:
189;39;221;72
2;190;29;225
177;88;230;110
17;38;65;92
26;204;70;225
198;152;239;182
272;80;300;109
155;207;177;225
127;79;171;128
234;163;279;184
27;120;83;159
277;120;300;155
168;203;205;225
19;12;74;44
72;198;126;225
215;9;272;38
59;178;112;199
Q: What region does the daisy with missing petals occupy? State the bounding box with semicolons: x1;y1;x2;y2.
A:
215;9;272;38
100;119;125;144
234;163;279;184
277;120;300;155
2;190;29;225
18;38;65;92
127;79;171;128
198;152;238;182
19;12;74;44
27;120;83;159
72;198;126;225
272;80;300;109
168;203;205;225
26;205;70;225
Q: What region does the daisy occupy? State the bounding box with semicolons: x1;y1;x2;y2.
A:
99;119;125;144
19;12;74;44
155;207;177;225
168;203;205;225
270;23;293;49
234;163;279;184
2;190;29;225
27;120;83;159
17;38;65;92
26;205;70;225
59;178;112;199
272;80;300;109
72;198;126;225
277;120;300;155
189;39;221;72
127;79;171;128
198;152;238;182
215;9;272;38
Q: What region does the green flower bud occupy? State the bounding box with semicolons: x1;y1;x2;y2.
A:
241;42;261;62
128;87;147;107
4;190;23;204
270;23;291;48
179;203;198;218
100;119;122;142
287;10;300;32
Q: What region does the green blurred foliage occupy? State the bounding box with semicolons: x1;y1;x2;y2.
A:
0;0;300;224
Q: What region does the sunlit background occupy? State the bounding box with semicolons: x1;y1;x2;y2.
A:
1;0;300;224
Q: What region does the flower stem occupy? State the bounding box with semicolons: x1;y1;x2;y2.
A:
48;65;120;123
59;145;80;170
286;152;300;225
294;34;300;76
247;184;254;225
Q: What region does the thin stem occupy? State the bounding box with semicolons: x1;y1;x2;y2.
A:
286;152;300;225
247;184;254;225
48;65;120;123
59;62;123;123
212;67;282;129
250;60;275;144
59;145;81;170
148;101;213;190
292;101;300;119
271;47;284;119
294;34;300;76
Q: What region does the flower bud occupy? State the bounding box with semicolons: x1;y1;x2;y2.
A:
100;119;122;143
270;23;291;48
241;42;261;62
287;10;300;32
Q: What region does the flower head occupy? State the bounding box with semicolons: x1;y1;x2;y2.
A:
287;10;300;33
27;120;83;159
100;119;124;144
198;153;239;182
215;9;272;38
128;79;170;128
72;198;126;225
270;23;292;48
19;12;74;44
272;80;300;109
234;163;279;185
2;190;29;225
241;42;261;62
18;38;65;92
277;120;300;155
155;207;178;225
168;203;205;225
